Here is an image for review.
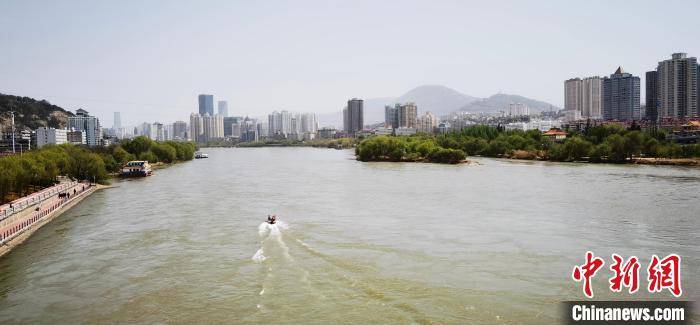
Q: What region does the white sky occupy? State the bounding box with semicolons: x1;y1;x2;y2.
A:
1;0;699;126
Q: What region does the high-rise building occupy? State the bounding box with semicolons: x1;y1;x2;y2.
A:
566;76;602;119
290;115;300;138
300;113;317;133
68;109;101;146
113;112;121;129
152;122;165;142
507;103;530;117
35;127;68;148
111;111;125;139
134;122;151;138
384;104;399;128
172;121;188;141
256;120;268;139
343;98;364;134
602;67;641;121
267;110;293;137
202;114;224;142
268;111;282;137
656;53;698;118
231;121;242;138
66;130;85;145
398;102;418;128
218;101;229;117
417;112;438;134
240;117;259;142
280;110;292;135
223;116;238;137
645;70;658;121
565;78;583;113
198;94;214;116
190;113;204;142
581;76;603;119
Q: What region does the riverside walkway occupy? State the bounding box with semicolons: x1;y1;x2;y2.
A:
0;180;80;221
0;181;92;247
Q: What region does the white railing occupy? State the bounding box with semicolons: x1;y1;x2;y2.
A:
0;183;92;245
0;181;79;221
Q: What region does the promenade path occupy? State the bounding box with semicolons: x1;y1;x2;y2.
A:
1;180;79;221
0;181;91;245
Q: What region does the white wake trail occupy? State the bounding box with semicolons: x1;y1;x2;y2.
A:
252;221;292;262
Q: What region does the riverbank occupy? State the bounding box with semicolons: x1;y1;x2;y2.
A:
355;126;700;165
0;182;106;258
632;157;700;166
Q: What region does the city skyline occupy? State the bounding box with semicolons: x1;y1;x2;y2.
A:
2;1;699;127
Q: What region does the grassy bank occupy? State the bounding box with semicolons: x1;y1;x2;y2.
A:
0;136;195;204
356;125;700;164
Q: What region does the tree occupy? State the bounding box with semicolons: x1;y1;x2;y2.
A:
623;131;643;159
588;143;611;163
605;134;627;162
428;148;466;164
559;136;593;161
152;143;177;163
122;136;154;156
642;137;661;157
112;145;134;165
138;151;159;163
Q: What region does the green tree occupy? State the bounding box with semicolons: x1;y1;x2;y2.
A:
588;143;612;163
623;131;643;159
428;148;466;164
152;143;177;163
604;134;627;162
122;136;154;156
138;151;159;163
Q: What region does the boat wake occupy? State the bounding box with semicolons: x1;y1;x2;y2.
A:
254;221;291;263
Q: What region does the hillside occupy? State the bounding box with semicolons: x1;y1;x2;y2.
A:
318;85;481;126
459;93;559;114
0;93;73;131
317;86;559;127
396;85;479;115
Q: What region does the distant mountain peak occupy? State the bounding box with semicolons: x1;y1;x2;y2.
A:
316;86;559;127
460;93;559;113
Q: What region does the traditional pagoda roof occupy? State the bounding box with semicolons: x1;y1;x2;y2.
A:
543;128;568;136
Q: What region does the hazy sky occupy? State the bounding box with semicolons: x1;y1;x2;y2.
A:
1;0;699;126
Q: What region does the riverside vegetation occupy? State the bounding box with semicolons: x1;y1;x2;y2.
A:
355;125;700;164
0;136;195;204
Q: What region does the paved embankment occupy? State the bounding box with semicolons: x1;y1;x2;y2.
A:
0;181;102;258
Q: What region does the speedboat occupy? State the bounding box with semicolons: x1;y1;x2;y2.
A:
195;152;209;159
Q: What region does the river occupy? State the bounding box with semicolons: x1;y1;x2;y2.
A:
0;147;698;324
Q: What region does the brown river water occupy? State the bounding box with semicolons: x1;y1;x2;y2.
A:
0;147;698;324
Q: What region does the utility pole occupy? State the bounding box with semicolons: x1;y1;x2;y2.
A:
10;110;16;153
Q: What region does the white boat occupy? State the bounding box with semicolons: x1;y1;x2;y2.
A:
195;152;209;159
120;161;153;177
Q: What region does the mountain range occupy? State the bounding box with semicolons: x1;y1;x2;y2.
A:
316;85;560;127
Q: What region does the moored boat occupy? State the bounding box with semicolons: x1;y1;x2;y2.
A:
120;161;153;177
195;152;209;159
